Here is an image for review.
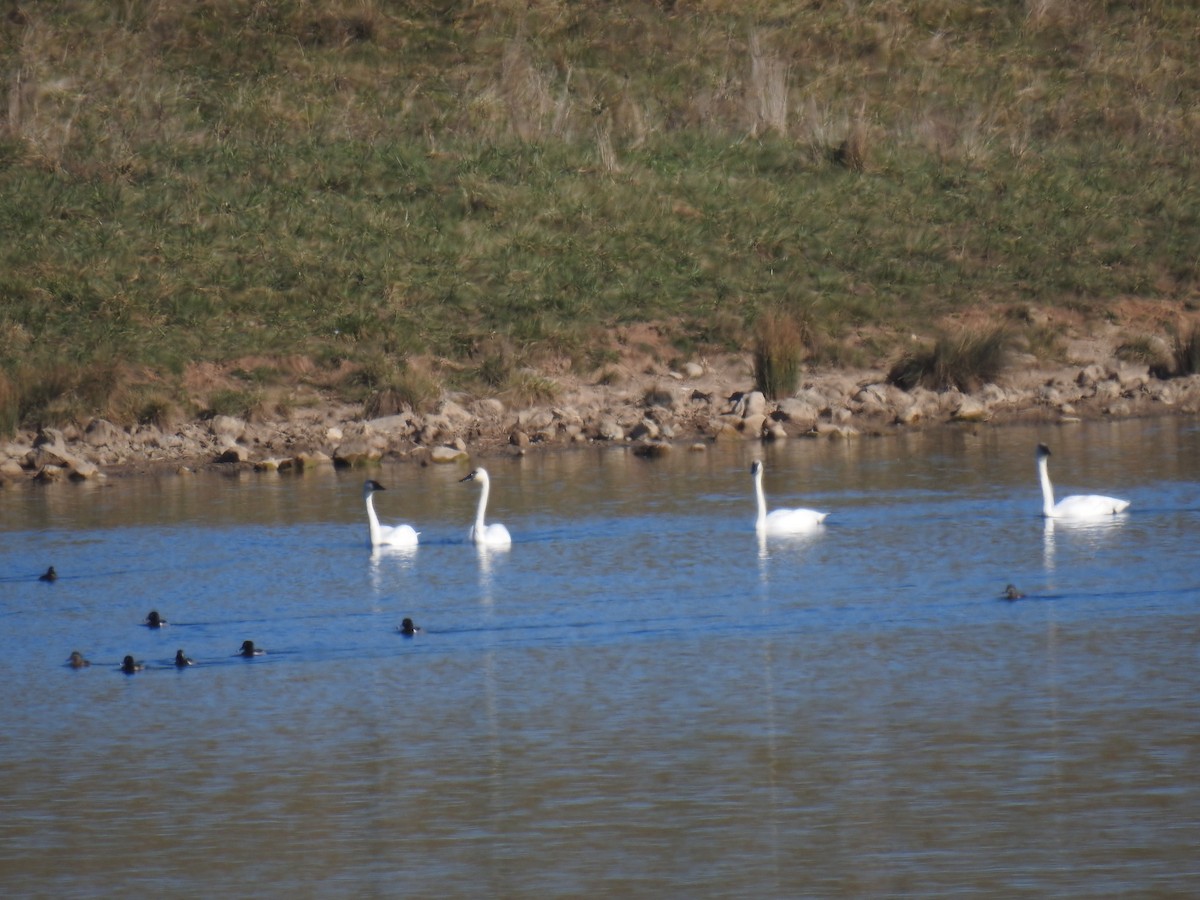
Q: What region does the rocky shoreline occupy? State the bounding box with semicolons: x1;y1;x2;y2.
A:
3;351;1199;486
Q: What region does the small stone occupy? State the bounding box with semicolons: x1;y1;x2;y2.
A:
633;441;672;458
216;446;248;464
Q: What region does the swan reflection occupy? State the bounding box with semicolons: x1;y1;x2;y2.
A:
475;541;509;606
368;543;417;593
1042;514;1127;571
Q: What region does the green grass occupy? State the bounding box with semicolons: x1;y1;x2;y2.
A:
0;1;1197;432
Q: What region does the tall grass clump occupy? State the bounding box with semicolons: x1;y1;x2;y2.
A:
1170;324;1200;377
753;310;809;399
888;328;1010;392
359;359;441;418
1116;335;1166;368
0;370;17;437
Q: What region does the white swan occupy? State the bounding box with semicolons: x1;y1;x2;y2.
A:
363;480;419;548
460;467;512;546
1036;443;1130;519
751;459;828;533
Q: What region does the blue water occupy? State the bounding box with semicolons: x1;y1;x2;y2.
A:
2;418;1199;896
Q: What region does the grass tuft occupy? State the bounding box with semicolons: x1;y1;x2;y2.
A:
361;359;441;418
753;309;810;400
1170;325;1200;377
0;370;17;437
888;328;1010;392
1116;336;1166;368
502;371;559;409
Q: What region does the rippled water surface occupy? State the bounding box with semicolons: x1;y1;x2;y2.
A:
2;418;1199;896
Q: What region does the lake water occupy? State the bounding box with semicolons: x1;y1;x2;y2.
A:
2;418;1199;897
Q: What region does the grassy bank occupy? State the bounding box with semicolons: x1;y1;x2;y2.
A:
1;1;1197;432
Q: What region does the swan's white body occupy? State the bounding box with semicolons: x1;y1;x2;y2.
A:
1036;443;1130;519
363;480;420;548
751;460;828;533
461;468;512;546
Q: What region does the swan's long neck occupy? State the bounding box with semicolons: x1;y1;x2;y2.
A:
1037;456;1056;517
365;492;382;545
474;477;490;534
753;469;768;530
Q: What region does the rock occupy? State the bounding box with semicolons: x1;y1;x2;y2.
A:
979;383;1008;406
67;458;101;480
510;430;531;448
295;451;332;469
473;398;506;419
418;413;455;444
27;440;97;476
210;415;245;440
853;383;889;405
643;386;676;410
740;413;768;437
775;399;820;429
367;414;416;435
633;441;672;458
1116;365;1149;392
33;427;66;449
518;408;556;431
683;361;705;378
595;417;624;441
763;420;788;441
815;422;859;439
627;419;660;441
438;399;473;426
430;445;468;464
737;391;767;418
215;446;249;464
1146;381;1176;404
332;442;382;468
1104;400;1132;417
84;418;124;447
1039;384;1064;405
952;396;990;422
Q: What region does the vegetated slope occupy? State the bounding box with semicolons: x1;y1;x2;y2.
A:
0;1;1196;429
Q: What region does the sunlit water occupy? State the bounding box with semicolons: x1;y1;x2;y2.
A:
2;418;1199;896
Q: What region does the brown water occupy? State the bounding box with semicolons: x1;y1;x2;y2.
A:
2;418;1199;896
